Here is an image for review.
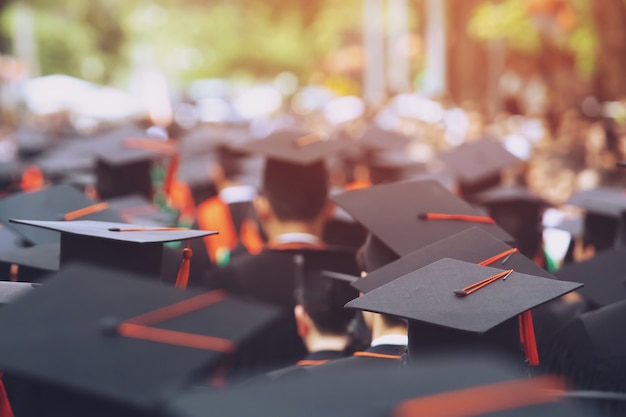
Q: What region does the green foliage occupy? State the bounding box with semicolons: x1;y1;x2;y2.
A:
469;0;541;53
468;0;598;79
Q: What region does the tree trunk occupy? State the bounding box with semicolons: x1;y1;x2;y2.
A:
447;0;488;108
592;0;626;100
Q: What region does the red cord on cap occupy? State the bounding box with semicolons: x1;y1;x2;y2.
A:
418;213;496;224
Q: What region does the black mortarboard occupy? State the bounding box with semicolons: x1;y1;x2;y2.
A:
105;194;176;227
8;219;216;280
358;125;411;152
348;258;580;334
332;179;513;257
543;299;626;415
0;185;124;245
555;247;626;308
0;243;59;282
566;187;626;250
469;186;550;258
347;258;581;362
0;263;280;414
244;130;355;166
437;138;521;197
0;281;38;305
366;149;426;185
566;187;626;218
293;255;359;312
355;227;555;294
94;138;168;200
0;161;23;193
168;353;591;417
0;224;22;251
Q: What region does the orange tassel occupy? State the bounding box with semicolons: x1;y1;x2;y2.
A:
63;202;110;221
478;248;519;266
519;310;540;366
418;213;496;224
20;165;44;192
175;244;192;289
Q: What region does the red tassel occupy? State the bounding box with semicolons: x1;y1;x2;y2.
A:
519;311;539;366
164;153;179;197
0;372;14;417
175;244;192;289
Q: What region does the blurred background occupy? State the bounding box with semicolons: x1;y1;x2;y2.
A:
0;0;626;205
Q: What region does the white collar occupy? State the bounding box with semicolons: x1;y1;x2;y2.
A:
370;334;408;347
219;185;257;204
274;233;321;245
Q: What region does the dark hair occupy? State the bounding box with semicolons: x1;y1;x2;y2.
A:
216;145;253;182
294;262;357;336
262;159;329;222
356;234;406;329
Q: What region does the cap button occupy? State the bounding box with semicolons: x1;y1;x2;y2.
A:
100;316;120;336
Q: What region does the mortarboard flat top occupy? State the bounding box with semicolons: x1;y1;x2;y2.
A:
0;281;38;305
437;138;520;186
105;194;176;227
358;125;411;152
566;187;626;218
244;130;356;165
8;219;215;244
0;185;125;245
0;243;59;280
347;258;581;334
332;179;513;256
8;219;217;279
0;263;280;410
355;228;555;294
469;185;548;207
169;353;590;417
555;247;626;308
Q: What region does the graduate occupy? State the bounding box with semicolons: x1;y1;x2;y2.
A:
203;130;361;370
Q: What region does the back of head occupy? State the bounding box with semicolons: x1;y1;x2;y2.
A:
295;271;357;336
356;234;405;329
262;159;329;222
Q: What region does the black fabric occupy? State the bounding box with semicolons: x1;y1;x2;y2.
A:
543;300;626;416
203;246;359;372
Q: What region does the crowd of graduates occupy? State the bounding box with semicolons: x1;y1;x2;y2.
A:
0;90;624;416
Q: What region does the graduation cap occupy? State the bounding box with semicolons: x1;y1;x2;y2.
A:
245;130;355;219
358;125;411;152
94;137;175;200
105;194;177;227
566;187;626;251
0;185;125;245
294;256;359;308
437;138;521;197
544;299;626;415
0;281;38;305
355;227;555;294
168;353;591;417
0;243;59;282
244;129;356;166
8;219;216;280
332;179;514;257
366;149;426;185
347;258;582;365
0;161;24;193
555;247;626;309
0;262;281;415
469;185;550;258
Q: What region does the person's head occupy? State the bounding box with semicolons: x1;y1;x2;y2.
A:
356;234;406;333
256;158;331;223
294;273;356;340
210;145;260;190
